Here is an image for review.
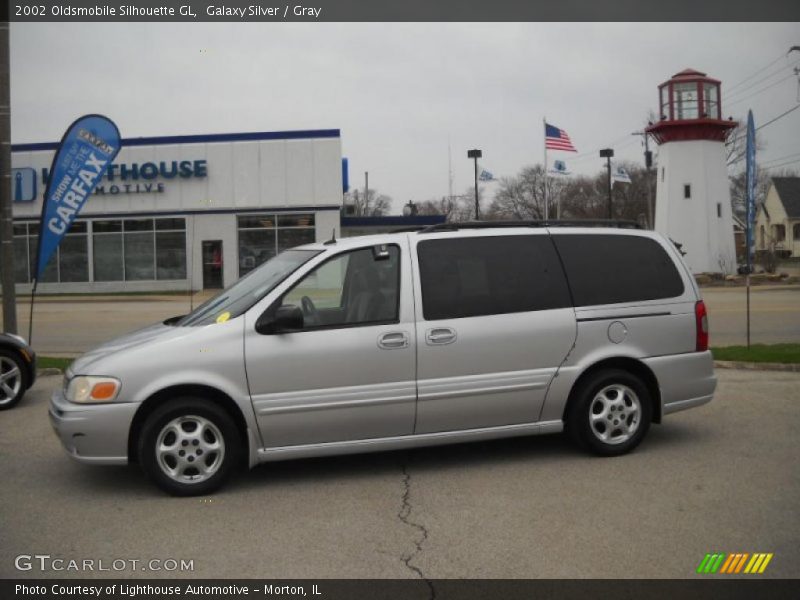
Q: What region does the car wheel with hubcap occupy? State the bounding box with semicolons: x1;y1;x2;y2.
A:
0;350;26;411
566;368;652;456
138;398;240;496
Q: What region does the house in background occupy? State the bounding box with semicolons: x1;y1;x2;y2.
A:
755;177;800;258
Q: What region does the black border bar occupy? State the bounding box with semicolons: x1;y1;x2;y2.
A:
4;0;800;22
3;579;800;600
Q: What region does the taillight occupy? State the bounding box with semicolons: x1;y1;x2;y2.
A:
695;300;709;352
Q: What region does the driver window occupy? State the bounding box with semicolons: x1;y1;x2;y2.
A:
280;245;400;329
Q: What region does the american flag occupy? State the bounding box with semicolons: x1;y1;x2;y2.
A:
545;123;578;152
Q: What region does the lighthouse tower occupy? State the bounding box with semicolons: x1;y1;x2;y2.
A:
646;69;737;274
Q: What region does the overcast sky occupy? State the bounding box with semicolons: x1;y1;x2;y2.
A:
10;22;800;212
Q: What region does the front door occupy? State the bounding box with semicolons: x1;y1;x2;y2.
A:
411;232;577;434
244;239;416;448
202;240;223;289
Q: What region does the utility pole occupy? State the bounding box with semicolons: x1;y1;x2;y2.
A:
364;171;368;215
632;130;654;228
0;22;17;334
599;148;614;219
467;149;482;220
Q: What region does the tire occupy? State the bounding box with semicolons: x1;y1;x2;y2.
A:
566;368;652;456
0;349;27;411
137;397;240;496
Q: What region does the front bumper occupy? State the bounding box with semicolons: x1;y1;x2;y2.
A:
49;388;138;465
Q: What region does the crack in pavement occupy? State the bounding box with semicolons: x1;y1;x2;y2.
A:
398;461;436;600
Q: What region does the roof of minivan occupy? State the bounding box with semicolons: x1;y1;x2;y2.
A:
295;225;660;252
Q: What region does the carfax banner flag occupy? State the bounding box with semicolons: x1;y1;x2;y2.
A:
35;114;120;283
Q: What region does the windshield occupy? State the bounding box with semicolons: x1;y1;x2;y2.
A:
177;249;321;326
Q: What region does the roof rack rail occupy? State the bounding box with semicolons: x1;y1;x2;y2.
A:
416;219;641;233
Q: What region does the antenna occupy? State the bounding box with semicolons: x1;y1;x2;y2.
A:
324;227;337;245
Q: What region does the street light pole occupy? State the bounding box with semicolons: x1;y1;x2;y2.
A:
467;149;482;220
0;23;17;334
600;148;614;219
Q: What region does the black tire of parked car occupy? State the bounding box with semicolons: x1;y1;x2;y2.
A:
566;368;653;456
0;349;27;411
138;397;240;496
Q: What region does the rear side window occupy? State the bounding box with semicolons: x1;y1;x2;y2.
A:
552;234;684;306
417;235;571;320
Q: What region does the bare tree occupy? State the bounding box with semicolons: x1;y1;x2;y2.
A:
488;164;567;220
345;188;392;217
725;118;766;169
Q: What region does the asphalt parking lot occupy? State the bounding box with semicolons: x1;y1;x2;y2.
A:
1;369;798;579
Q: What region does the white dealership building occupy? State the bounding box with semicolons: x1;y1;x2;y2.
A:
10;129;344;292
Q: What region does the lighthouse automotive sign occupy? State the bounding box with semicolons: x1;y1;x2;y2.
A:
35;114;120;284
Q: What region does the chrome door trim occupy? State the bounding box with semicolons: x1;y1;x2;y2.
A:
252;380;417;416
256;419;564;463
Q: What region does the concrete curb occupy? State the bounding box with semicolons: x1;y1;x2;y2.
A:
37;368;63;377
714;360;800;373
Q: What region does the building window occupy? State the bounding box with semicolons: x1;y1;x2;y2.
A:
156;218;187;280
238;213;315;277
774;224;786;243
12;221;88;284
759;225;765;249
794;224;800;241
94;218;186;282
684;184;691;199
93;220;124;282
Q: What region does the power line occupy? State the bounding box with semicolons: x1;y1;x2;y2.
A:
760;150;800;166
762;158;800;171
726;72;797;108
757;103;800;131
724;52;787;94
724;59;799;100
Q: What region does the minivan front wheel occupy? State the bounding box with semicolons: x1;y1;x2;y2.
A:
567;369;652;456
138;398;240;496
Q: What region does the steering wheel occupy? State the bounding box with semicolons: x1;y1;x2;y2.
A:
300;296;320;326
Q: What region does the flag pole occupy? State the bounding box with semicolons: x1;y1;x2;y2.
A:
543;117;548;221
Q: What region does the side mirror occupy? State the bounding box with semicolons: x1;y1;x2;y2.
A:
255;304;304;335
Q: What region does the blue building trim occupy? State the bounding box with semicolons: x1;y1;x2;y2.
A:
12;129;341;152
341;215;447;227
12;205;342;222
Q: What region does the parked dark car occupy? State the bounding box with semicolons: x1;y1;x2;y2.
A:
0;333;36;410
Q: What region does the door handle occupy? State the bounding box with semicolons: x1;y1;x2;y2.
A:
378;331;409;349
426;327;457;346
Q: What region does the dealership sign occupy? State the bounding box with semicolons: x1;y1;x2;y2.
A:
37;159;208;197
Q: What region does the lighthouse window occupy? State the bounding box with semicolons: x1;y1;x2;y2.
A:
717;203;722;218
703;83;719;118
684;184;692;199
674;82;699;120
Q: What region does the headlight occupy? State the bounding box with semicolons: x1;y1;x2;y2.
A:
66;376;121;404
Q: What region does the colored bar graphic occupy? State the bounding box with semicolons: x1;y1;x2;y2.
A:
719;554;735;574
700;552;772;574
710;553;725;573
758;554;773;573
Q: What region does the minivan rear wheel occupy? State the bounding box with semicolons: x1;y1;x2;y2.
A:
0;350;26;411
566;369;652;456
138;398;240;496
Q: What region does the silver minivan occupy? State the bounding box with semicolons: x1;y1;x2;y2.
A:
50;223;717;495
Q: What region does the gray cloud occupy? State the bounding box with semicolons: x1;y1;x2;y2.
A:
10;22;800;210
